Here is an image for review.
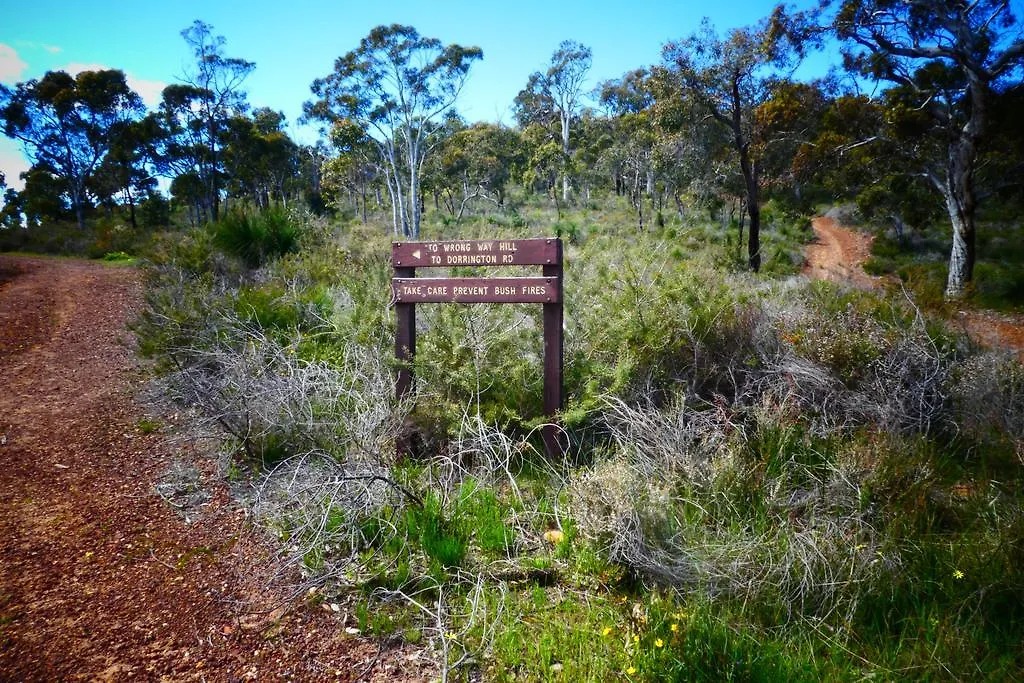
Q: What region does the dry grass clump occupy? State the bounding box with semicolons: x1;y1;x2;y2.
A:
602;395;734;483
766;289;955;436
253;450;411;582
142;286;417;584
567;282;972;619
951;350;1024;452
428;411;534;499
571;395;893;620
162;314;403;466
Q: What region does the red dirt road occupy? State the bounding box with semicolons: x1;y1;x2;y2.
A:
0;256;428;681
804;217;1024;359
803;216;885;289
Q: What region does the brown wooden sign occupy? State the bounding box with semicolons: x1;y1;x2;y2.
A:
392;238;560;267
392;277;559;304
392;238;564;458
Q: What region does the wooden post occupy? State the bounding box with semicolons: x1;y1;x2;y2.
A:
542;239;565;458
394;264;415;459
391;238;564;459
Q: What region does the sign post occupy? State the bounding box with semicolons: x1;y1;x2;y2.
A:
392;238;564;458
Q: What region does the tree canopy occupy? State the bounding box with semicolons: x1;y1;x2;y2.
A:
305;24;482;237
1;12;1023;303
0;69;144;228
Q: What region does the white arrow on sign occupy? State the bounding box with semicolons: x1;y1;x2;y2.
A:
412;249;422;260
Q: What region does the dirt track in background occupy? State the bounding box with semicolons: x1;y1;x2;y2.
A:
0;255;428;681
804;217;1024;359
803;216;885;289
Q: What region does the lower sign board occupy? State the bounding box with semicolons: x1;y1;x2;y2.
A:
392;277;559;303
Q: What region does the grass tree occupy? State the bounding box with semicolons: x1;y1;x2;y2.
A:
306;25;482;238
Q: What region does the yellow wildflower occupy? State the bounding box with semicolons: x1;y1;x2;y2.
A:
543;529;565;544
627;666;636;675
670;623;679;633
602;626;613;637
953;569;965;580
655;638;664;648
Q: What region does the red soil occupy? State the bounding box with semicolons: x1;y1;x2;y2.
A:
0;255;430;681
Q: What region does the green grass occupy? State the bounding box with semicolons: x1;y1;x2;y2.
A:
135;418;162;434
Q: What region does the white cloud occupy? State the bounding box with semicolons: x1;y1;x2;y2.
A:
62;62;109;76
0;139;30;192
43;44;62;54
126;76;166;107
0;43;28;83
61;62;166;107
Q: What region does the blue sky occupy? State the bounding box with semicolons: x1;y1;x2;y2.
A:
1;0;828;192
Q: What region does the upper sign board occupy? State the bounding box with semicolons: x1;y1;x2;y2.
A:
392;238;561;268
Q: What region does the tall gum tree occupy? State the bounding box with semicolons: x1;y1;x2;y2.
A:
0;69;143;229
305;24;482;238
178;20;255;222
515;41;592;202
834;0;1024;298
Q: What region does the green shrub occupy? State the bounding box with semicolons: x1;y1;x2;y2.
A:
101;250;134;262
212;206;301;267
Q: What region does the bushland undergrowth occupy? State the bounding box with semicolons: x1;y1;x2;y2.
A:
134;196;1024;681
857;201;1024;313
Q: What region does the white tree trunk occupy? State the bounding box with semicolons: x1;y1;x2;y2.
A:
945;209;972;299
943;127;979;299
561;111;571;202
408;138;420;238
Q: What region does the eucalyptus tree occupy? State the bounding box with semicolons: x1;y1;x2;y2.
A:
515;41;592;201
598;69;659;224
572;112;615;199
834;0;1024;298
1;185;21;230
663;9;807;271
222;108;298;208
753;79;832;205
174;20;255;221
794;89;943;239
650;74;747;229
518;123;563;200
431;122;525;217
324;118;383;222
154;84;211;222
16;165;72;228
0;69;144;229
306;24;482;238
297;142;330;215
90;115;162;228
